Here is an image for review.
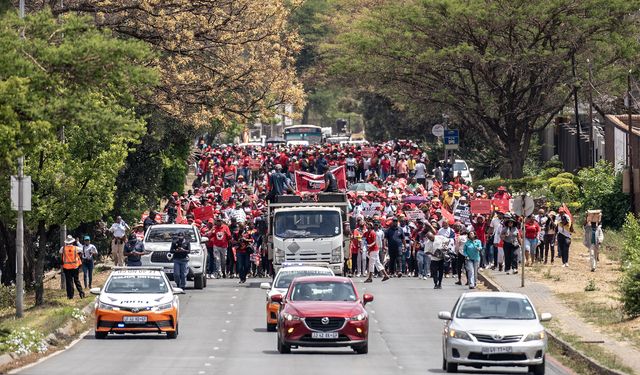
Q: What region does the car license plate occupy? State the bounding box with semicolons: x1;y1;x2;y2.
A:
123;316;147;323
164;268;173;274
311;332;339;339
482;346;512;354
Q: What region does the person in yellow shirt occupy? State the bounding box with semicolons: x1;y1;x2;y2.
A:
407;154;417;176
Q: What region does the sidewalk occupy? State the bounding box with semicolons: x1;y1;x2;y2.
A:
482;268;640;374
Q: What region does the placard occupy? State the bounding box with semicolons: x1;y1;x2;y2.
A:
405;210;426;220
249;159;262;171
470;199;492;214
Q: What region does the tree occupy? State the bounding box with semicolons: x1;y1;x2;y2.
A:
0;10;156;304
23;0;307;127
327;0;640;177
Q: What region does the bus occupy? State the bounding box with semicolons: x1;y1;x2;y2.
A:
283;125;322;145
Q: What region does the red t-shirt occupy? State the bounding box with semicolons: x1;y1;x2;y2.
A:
210;225;231;248
365;229;378;252
524;222;540;240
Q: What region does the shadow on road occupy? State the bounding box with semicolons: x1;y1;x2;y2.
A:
253;328;269;333
427;367;528;374
262;349;359;356
86;334;170;340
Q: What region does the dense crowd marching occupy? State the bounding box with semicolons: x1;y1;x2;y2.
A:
65;138;604;296
114;138;602;289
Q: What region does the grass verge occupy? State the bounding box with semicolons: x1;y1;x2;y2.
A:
546;321;634;374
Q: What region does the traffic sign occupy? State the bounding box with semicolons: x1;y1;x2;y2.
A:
11;176;31;211
512;195;535;217
431;124;444;137
443;129;459;150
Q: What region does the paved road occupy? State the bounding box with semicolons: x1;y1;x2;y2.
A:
16;276;572;375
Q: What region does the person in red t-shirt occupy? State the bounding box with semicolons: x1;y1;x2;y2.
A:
364;221;390;283
209;217;232;278
524;215;540;267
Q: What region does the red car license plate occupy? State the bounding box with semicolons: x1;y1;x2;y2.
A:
311;332;339;339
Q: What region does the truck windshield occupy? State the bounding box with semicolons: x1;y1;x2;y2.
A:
146;227;196;243
274;211;341;238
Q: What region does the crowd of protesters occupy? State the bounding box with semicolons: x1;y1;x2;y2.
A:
100;138;605;290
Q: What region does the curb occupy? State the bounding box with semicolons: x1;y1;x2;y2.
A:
0;301;94;369
478;271;626;375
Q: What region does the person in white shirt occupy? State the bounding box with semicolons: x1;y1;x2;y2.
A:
81;235;98;288
489;213;504;270
109;216;130;267
374;222;386;268
414;159;427;188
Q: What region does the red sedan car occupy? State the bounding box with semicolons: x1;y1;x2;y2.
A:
272;276;373;354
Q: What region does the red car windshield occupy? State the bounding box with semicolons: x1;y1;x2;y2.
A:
290;281;357;302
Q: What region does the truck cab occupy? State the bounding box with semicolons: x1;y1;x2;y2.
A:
268;194;350;275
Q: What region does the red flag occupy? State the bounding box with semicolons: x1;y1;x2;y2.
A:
192;206;215;221
441;207;455;224
561;203;573;223
432;180;442;196
221;188;232;201
176;205;188;224
295;166;347;193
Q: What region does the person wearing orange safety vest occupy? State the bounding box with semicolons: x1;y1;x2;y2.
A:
59;235;85;299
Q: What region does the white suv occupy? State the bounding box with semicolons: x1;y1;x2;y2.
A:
141;224;208;289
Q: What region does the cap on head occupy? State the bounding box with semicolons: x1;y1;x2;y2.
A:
83;235;91;241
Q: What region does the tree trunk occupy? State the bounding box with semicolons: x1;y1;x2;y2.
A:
34;221;47;306
302;104;310;124
0;220;15;286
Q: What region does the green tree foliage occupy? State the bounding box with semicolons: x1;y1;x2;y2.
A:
0;10;156;304
577;161;630;228
621;214;640;317
327;0;640;177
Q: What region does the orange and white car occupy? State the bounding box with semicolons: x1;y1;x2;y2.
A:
260;265;334;332
91;267;184;339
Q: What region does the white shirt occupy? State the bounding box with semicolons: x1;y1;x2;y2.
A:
232;208;247;223
375;229;385;251
490;218;502;244
414;163;427;179
81;244;98;260
109;221;129;238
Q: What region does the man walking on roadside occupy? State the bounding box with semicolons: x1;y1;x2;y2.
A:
109;216;129;267
211;217;231;278
364;221;390;283
60;235;85;299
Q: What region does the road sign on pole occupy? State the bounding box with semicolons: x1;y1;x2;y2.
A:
432;124;444;137
443;129;459;150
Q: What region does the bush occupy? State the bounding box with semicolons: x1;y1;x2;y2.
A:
0;285;15;309
578;161;630;229
1;328;48;355
621;214;640;317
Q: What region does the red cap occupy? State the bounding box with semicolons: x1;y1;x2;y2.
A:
172;192;179;197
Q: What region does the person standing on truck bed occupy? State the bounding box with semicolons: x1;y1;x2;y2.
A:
324;169;339;193
267;164;289;203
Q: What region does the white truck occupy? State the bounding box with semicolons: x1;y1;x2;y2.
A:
267;194;350;275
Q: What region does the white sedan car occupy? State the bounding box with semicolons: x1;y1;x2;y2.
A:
260;265;334;331
439;292;551;374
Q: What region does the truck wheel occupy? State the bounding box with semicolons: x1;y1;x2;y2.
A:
194;273;204;289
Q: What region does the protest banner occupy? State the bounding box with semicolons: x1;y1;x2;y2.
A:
295;166;347;193
192;206;215;222
405;210;426;220
249;159;262;171
492;198;511;213
470;199;492;214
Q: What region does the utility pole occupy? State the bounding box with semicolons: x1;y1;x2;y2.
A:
571;54;582;168
16;157;24;318
628;71;635;214
587;59;594;165
442;114;449;163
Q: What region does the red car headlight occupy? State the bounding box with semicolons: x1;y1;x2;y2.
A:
347;313;367;321
283;313;301;321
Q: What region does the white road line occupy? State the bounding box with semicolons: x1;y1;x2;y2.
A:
217;338;223;342
213;347;220;351
221;329;227;333
209;356;215;359
225;320;231;323
227;311;232;315
204;363;211;367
